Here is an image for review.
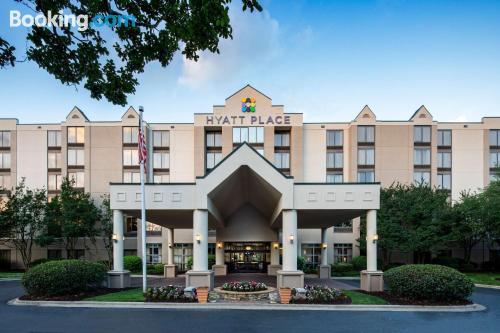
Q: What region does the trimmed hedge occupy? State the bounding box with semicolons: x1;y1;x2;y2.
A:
124;256;142;273
147;264;164;275
22;260;107;297
331;263;354;273
351;256;367;271
384;264;474;302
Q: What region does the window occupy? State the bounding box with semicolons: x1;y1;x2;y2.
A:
334;243;353;263
147;243;162;264
48;174;62;190
123;171;140;183
438;130;451;146
0;131;10;147
327;152;343;168
47;249;62;259
233;127;264;144
0;153;11;169
275;132;290;147
153;152;169;169
357;148;374;165
67;127;84;144
67;249;85;259
123;149;139;166
326;130;343;147
490;151;500;168
153;130;170;147
206;132;222;147
274;152;290;169
358;170;375;182
357;126;374;143
437;173;451;190
206;152;222;169
490;130;500;146
174;243;193;271
413;171;430;184
414;148;431;166
125;217;137;233
414;126;431;143
48;152;62;169
0;175;11;190
437;152;451;168
153;174;170;183
326;173;343;183
123;127;139;144
208;243;216;256
67;149;84;166
47;131;61;147
68;171;84;188
302;243;321;269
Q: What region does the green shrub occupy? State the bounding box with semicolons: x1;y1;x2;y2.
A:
186;257;193;270
383;262;405;271
124;256;142;273
147;264;164;275
208;254;216;268
145;286;197;302
22;260;107;297
384;264;474;302
431;256;461;270
331;262;354;273
30;258;62;267
297;256;307;271
351;256;367;271
291;286;349;304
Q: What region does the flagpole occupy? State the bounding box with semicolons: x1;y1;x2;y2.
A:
138;106;147;293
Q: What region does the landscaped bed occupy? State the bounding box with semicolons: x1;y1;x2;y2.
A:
290;286;351;304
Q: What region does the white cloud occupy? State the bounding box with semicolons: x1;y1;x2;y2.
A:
455;114;468;122
177;7;280;89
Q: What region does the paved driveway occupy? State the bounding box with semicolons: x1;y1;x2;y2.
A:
1;279;499;333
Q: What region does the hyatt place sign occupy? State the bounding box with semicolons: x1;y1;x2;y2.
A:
205;115;291;126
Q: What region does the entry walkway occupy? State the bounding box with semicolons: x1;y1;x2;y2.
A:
132;273;357;290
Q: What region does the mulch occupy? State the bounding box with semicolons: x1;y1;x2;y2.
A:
356;290;472;306
19;288;133;302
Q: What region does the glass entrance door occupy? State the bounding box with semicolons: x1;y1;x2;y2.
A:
224;242;270;273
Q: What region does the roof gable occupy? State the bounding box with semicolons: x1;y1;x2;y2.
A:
410;105;433;123
65;106;89;123
354;105;376;122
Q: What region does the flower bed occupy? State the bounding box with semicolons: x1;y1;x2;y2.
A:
291;285;351;304
144;286;197;303
221;281;267;292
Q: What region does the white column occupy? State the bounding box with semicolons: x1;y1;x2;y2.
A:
321;227;328;266
282;210;298;271
215;242;224;265
366;209;378;271
112;210;124;271
167;228;174;265
192;209;208;271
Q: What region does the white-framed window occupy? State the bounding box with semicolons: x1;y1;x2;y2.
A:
153;130;170;147
206;152;222;169
327;152;343;168
123;171;140;183
326;130;343;147
123;127;139;144
489;130;500;146
174;243;193;271
437;173;451;190
153;174;170;183
0;131;11;147
437;151;452;168
68;171;84;188
48;174;62;190
438;130;451;146
357;148;374;166
413;171;430;185
414;148;431;166
0;152;11;169
153;152;169;169
67;127;84;144
302;243;322;269
48;152;62;169
67;149;84;166
357;170;375;182
206;132;222;147
233;127;264;144
0;174;11;190
490;151;500;168
47;130;61;147
275;132;290;147
357;126;374;143
334;243;353;263
326;173;343;183
414;126;431;143
274;152;290;169
123;149;139;166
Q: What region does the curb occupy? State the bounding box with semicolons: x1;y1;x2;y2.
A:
475;284;500;290
7;298;486;312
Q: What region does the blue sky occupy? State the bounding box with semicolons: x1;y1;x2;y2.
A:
1;0;499;123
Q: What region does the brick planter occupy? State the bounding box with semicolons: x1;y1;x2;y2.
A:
214;287;277;301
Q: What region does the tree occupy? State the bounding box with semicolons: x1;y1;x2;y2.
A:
481;179;500;249
44;178;101;257
0;180;47;269
99;195;113;269
1;0;262;105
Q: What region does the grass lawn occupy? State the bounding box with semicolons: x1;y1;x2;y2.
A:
465;272;500;286
0;272;23;279
343;290;388;305
84;288;145;302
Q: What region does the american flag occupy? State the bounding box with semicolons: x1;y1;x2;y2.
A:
138;126;147;174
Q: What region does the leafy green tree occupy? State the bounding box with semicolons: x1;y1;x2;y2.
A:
482;179;500;248
0;180;47;269
1;0;262;105
99;195;113;269
44;178;101;257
